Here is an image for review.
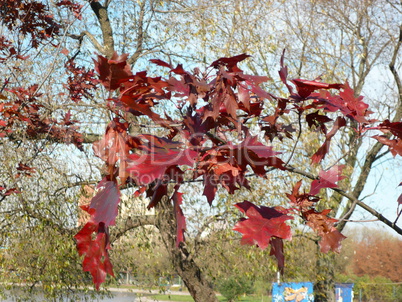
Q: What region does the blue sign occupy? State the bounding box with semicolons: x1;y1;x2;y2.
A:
272;282;314;302
335;283;354;302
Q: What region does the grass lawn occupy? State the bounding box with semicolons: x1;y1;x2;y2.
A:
148;294;271;302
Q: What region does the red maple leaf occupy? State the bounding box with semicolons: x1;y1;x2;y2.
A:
372;120;402;157
238;74;271;101
116;74;170;125
200;172;218;205
310;165;345;195
278;49;294;94
88;180;121;225
291;79;343;99
93;119;140;180
378;120;402;138
373;135;402;157
75;222;114;290
194;150;240;204
311;117;346;164
286;180;320;209
234;201;293;274
195;136;283;204
233;201;293;249
315;83;372;123
338;82;372;123
237;135;280;158
210;53;251;72
182;109;213;146
303;209;346;253
172;186;186;247
149;59;173;69
231;135;286;174
306;111;333;135
270;237;285;274
93;52;132;91
126;136;197;186
319;228;347;253
74;180;120;289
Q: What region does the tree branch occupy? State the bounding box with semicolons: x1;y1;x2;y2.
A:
128;0;146;65
286;166;402;235
89;0;115;57
111;215;156;242
7;131;102;145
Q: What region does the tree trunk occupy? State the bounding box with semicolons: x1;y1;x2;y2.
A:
155;199;219;302
314;245;335;302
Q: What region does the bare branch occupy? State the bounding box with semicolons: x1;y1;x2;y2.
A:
111;215;156;242
68;31;106;54
7;132;102;145
128;0;147;65
286;166;402;236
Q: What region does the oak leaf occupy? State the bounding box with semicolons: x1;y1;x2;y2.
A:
93;52;132;91
309;165;345;196
75;180;120;289
233;201;293;249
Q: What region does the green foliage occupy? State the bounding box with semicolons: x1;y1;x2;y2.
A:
336;274;402;302
0;224;104;301
217;277;254;302
149;293;271;302
252;279;271;298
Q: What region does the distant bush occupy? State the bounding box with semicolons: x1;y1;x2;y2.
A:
217;277;253;302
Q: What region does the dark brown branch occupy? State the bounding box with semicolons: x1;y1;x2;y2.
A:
286;166;402;236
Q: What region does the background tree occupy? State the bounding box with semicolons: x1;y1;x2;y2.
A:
349;227;402;282
0;1;401;302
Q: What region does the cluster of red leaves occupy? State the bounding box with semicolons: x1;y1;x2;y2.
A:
0;0;61;48
0;85;84;149
74;179;119;289
0;0;82;62
371;120;402;207
0;186;21;198
0;1;87;147
233;201;293;274
76;51;402;289
0;0;82;64
372;120;402;156
15;162;36;178
0;161;35;199
0;36;29;62
77;52;290;287
56;0;83;20
65;59;99;102
286;166;347;253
